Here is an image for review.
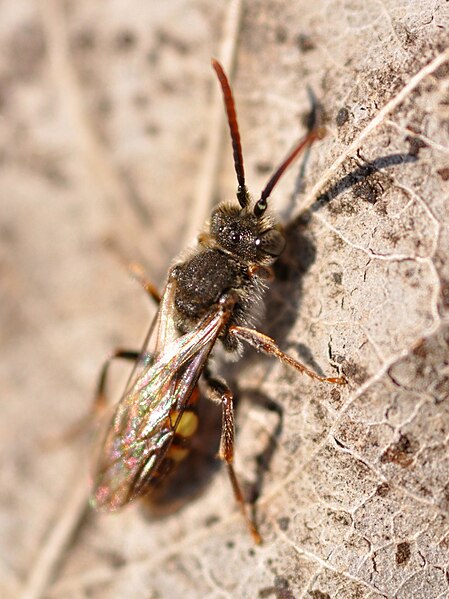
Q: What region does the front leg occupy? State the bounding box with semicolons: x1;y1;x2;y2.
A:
229;325;347;385
203;370;262;545
247;264;274;281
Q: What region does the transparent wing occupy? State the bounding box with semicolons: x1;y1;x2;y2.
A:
120;275;179;398
91;293;228;511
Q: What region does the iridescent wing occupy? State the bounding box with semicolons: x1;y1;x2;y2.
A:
118;275;181;398
91;281;229;511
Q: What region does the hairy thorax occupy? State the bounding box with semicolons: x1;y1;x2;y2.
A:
173;248;264;351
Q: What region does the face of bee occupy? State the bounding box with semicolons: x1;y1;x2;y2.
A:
209;202;285;264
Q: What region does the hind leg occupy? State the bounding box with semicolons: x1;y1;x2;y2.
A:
203;370;262;545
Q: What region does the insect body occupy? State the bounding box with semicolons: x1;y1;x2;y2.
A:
91;60;346;543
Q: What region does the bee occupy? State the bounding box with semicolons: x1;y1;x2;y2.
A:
90;59;346;544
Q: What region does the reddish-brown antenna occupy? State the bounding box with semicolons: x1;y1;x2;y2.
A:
254;128;323;217
212;59;249;209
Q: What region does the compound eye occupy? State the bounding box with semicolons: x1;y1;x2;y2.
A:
257;228;285;257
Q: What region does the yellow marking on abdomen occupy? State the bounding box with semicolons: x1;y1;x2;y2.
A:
167;445;190;463
170;410;199;438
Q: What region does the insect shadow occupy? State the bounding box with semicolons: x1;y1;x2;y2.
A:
265;150;419;356
233;148;421;504
311;152;418;211
140;394;222;518
257;82;418;370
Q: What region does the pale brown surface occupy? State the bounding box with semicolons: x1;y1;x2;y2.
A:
1;1;449;598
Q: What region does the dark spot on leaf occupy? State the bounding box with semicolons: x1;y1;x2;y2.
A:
434;61;449;79
276;26;288;43
8;21;45;81
296;33;315;53
381;434;419;467
104;549;126;569
374;199;388;216
400;25;418;46
309;591;331;599
341;360;368;385
96;97;113;121
255;161;273;175
277;516;290;531
73;29;96;52
204;514;219;527
147;47;158;65
284;434;302;454
0;79;8;113
275;576;289;589
145;123;160;136
329;388;343;408
433;375;449;403
405;135;427;157
336;107;350;127
133;92;149;109
376;483;390;497
383;230;401;246
274;576;295;599
312;400;327;421
114;29;137;51
440;482;449;511
156;29;189;54
332;511;352;526
332;272;342;284
41;164;68;187
412;339;428;358
404;267;416;279
0;224;16;244
396;541;411;565
407;123;422;135
161;79;177;93
437;167;449;181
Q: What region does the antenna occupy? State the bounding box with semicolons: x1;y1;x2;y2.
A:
254;128;323;217
212;59;249;209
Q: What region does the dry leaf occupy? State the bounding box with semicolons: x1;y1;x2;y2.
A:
1;1;448;598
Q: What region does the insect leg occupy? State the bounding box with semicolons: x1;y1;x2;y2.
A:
90;263;160;412
105;239;161;304
203;371;262;545
94;349;140;412
127;261;161;305
229;326;347;385
247;264;274;281
40;349;141;449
